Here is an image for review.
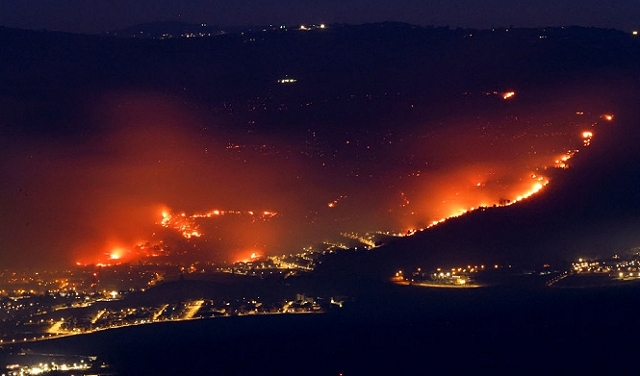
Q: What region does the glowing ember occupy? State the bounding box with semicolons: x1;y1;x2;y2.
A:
327;195;348;208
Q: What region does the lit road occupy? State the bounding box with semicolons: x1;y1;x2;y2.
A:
546;271;569;287
153;304;169;321
183;300;204;319
47;320;66;335
394;280;483;288
91;309;107;324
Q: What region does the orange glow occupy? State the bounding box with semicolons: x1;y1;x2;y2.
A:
78;243;133;266
235;250;263;263
602;114;614;121
410;166;554;233
107;247;130;263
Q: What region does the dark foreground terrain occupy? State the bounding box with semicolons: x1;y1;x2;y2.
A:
6;281;640;375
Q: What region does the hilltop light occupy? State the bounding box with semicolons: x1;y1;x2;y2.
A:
633;31;638;36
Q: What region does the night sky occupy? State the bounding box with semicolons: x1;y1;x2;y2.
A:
0;0;638;34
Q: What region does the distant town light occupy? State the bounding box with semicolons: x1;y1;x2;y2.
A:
633;31;638;36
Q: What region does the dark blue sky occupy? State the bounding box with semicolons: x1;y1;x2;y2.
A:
1;0;638;34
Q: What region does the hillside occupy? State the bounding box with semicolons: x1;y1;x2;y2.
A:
316;97;640;279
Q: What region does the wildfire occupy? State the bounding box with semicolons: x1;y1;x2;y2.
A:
159;208;278;239
420;177;550;232
411;123;608;235
74;104;614;268
235;251;263;263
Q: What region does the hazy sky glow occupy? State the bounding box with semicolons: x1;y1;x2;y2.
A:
0;0;638;33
